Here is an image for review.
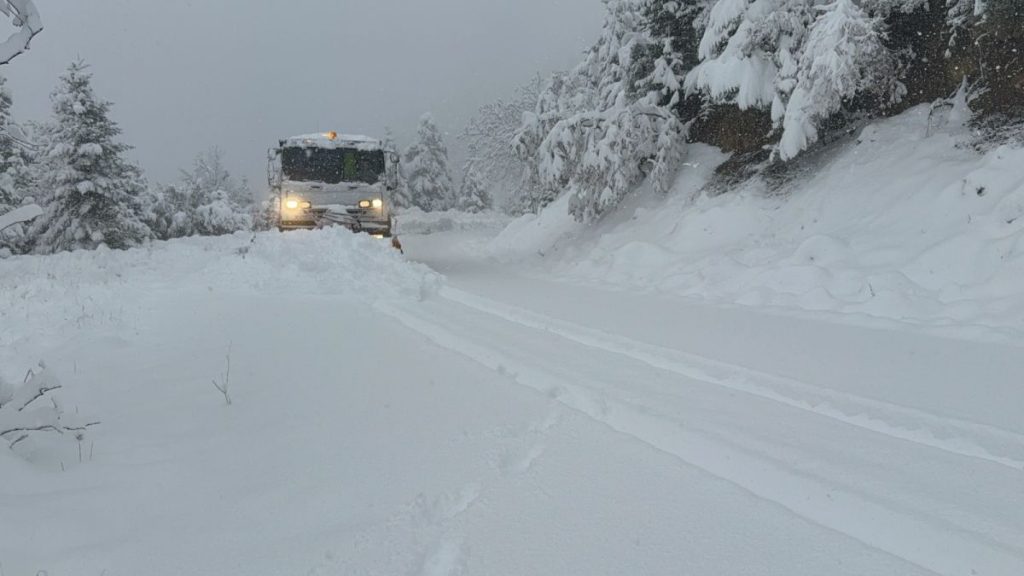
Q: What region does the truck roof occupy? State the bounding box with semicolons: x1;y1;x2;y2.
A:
279;132;388;152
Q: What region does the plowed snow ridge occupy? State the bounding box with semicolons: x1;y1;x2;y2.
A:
437;287;1024;471
376;295;1024;576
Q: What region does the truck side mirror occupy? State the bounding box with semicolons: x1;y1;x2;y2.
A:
386;152;400;190
267;148;282;188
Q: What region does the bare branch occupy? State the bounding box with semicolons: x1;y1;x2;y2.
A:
1;366;99;449
1;420;98;440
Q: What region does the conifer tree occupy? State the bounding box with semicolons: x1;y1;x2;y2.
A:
0;77;29;214
30;61;150;253
0;77;20;209
404;114;454;212
179;148;253;236
522;0;689;222
141;148;253;240
0;75;32;252
384;127;412;209
456;161;493;213
462;76;543;206
779;0;899;159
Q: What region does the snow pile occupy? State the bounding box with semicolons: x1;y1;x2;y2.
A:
0;228;440;352
489;194;580;261
498;106;1024;337
397;207;510;236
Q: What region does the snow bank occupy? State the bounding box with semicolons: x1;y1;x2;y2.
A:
0;228;440;355
396;208;510;235
497;106;1024;337
488;195;581;261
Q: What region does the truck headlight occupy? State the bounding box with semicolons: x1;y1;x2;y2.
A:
372;199;383;209
359;200;372;209
284;199;311;210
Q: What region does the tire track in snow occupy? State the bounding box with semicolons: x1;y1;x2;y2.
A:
376;298;1024;576
438;286;1024;472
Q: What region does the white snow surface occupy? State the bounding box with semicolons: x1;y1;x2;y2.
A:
495;106;1024;340
0;229;439;354
396;207;511;236
3;106;1024;576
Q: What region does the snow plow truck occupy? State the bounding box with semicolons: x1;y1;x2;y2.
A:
268;132;399;239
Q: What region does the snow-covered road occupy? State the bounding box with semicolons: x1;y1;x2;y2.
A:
2;225;1022;576
401;227;1024;576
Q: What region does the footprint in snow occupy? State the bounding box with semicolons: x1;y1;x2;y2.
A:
415;483;482;525
529;408;561;434
418;537;465;576
500;443;546;476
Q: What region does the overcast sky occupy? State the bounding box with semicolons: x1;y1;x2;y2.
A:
2;0;603;194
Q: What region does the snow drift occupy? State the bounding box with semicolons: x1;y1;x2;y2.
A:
493;106;1024;339
0;228;440;356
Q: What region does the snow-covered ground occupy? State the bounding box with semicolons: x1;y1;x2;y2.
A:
3;109;1024;575
402;210;1024;575
396;207;511;236
493;105;1024;342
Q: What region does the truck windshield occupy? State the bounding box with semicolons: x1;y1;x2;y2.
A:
281;147;385;185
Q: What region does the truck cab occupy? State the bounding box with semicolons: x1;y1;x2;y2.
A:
269;131;399;236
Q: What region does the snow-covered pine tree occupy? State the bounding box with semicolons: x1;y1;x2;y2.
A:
0;75;31;250
456;161;493;213
534;0;644;221
779;0;900;159
0;77;21;214
252;195;280;232
404;113;454;212
179;148;253;236
384;127;412;209
182;148;253;213
0;77;17;208
685;0;786;112
510;73;581;215
686;0;911;160
521;0;690;222
462;76;543;206
30;61;151;254
632;0;709;104
191;189;252;236
144;148;253;240
139;184;181;240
